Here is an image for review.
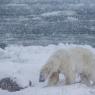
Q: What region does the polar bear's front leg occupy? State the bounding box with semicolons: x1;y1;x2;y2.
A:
64;70;76;85
48;72;59;86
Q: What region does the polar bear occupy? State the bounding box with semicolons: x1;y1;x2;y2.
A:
39;47;95;86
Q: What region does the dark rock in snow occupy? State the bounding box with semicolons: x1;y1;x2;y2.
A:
0;43;7;49
0;77;24;92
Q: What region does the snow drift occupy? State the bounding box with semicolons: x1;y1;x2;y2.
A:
0;44;95;95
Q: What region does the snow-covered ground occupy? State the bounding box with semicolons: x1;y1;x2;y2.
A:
0;44;95;95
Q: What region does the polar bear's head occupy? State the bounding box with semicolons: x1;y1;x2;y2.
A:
39;64;51;82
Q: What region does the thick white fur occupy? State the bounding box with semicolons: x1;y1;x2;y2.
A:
40;47;95;86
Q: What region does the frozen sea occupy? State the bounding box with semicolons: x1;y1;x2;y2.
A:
0;0;95;46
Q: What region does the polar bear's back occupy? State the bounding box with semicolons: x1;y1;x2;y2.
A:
70;47;95;64
48;47;95;72
53;47;95;61
48;47;95;62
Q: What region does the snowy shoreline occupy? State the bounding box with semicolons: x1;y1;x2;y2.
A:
0;44;95;95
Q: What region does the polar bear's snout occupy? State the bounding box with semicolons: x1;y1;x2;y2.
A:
39;73;45;82
39;66;50;82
